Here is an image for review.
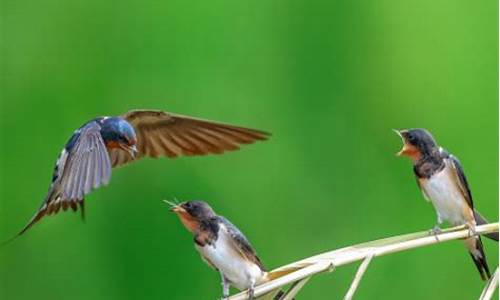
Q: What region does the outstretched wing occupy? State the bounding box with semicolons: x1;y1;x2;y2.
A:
218;216;266;271
18;121;112;235
448;154;473;210
108;110;270;167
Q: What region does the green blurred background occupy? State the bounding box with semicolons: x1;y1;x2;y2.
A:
1;0;498;299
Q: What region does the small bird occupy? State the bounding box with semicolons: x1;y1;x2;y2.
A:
168;200;269;300
394;128;496;280
14;110;269;237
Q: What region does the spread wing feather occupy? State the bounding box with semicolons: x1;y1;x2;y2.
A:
109;110;269;167
17;122;111;235
14;110;269;238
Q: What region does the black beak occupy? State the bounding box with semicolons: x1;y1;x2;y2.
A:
124;144;137;159
393;129;410;156
393;129;403;137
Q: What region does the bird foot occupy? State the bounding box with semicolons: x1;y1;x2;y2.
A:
428;226;442;235
465;224;477;237
247;288;255;300
220;292;229;300
428;226;441;241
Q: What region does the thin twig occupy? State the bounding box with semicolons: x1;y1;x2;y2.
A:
479;267;499;300
280;277;311;300
231;262;332;300
343;254;374;300
227;223;498;300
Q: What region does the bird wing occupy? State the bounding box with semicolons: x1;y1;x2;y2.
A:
108;110;270;167
447;154;474;210
218;216;266;271
474;210;499;241
18;121;112;235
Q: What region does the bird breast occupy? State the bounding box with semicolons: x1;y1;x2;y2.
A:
195;224;265;290
419;163;470;225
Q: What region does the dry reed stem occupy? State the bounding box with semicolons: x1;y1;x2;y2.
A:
343;254;374;300
479;267;499;300
227;223;498;300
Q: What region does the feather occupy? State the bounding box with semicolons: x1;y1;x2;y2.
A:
15;121;111;236
108;109;269;167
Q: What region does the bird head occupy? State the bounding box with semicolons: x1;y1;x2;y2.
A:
165;200;216;233
394;128;438;161
100;117;138;158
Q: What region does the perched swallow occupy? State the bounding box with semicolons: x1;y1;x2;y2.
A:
15;110;269;237
395;128;496;280
168;200;268;300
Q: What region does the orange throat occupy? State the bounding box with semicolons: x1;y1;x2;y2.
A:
399;144;422;161
106;140;122;149
174;211;200;233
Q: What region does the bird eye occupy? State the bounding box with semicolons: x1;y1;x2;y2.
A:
119;135;128;144
407;133;416;143
184;202;192;209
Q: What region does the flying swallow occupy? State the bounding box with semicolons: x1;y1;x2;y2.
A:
14;110;269;238
168;200;269;300
395;128;496;280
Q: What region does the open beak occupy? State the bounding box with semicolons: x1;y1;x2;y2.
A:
121;144;137;159
393;129;403;138
163;200;184;213
397;144;412;156
393;129;409;156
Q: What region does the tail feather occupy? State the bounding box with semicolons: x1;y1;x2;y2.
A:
2;197;85;247
262;269;301;300
273;289;295;300
18;203;50;236
465;236;491;281
1;204;48;246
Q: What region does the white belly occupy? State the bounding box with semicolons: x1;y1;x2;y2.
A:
196;228;264;290
420;167;468;225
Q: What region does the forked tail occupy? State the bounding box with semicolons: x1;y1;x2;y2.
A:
465;236;491;281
